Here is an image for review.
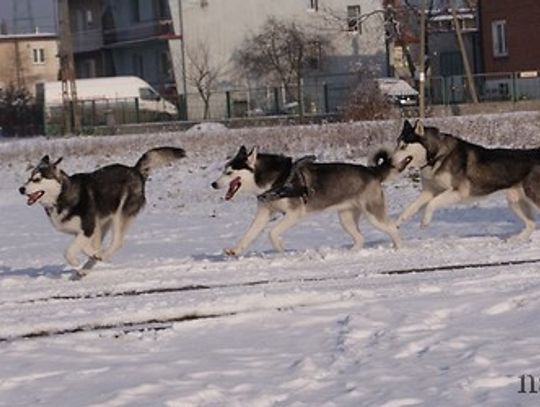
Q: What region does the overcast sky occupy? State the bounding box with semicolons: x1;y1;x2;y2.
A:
0;0;57;34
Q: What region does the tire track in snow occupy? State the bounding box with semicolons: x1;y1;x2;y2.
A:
2;257;540;343
4;257;540;306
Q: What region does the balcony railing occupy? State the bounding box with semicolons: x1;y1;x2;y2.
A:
103;19;175;45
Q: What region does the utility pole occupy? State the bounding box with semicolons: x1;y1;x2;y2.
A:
178;0;188;120
12;0;25;89
57;0;81;135
418;0;426;133
449;0;478;104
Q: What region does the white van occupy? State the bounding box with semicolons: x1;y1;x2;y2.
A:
37;76;178;124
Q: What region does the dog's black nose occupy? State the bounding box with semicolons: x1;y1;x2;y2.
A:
211;182;218;189
19;186;26;195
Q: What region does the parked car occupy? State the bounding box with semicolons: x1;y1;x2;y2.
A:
36;76;178;128
377;78;419;108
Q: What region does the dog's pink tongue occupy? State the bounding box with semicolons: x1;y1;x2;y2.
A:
26;191;43;206
225;177;241;200
26;192;41;206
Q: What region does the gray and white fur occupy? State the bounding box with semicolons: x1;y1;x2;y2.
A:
19;147;186;275
212;146;402;256
393;119;540;240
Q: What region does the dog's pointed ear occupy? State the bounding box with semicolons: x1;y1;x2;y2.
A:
247;146;258;168
415;120;425;136
399;120;413;141
40;155;50;165
53;157;63;167
236;145;248;160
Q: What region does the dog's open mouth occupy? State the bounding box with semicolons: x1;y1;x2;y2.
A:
225;177;242;200
398;156;413;172
26;190;44;206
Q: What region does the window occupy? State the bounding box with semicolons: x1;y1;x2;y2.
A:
156;0;171;18
491;20;507;57
81;59;96;78
308;0;319;11
306;41;322;69
347;5;362;33
139;87;161;101
132;54;144;77
32;48;45;64
86;9;94;28
131;0;141;23
159;51;171;77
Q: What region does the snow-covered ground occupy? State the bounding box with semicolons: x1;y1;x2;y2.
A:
1;124;540;406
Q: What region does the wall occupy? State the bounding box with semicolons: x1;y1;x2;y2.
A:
0;36;59;94
168;0;387;117
480;0;540;73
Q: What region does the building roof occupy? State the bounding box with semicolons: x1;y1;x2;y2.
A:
377;78;418;96
0;33;57;42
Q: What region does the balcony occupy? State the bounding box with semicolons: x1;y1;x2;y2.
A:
103;19;177;46
73;29;104;53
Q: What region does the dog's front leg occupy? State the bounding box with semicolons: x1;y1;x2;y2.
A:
421;189;464;227
225;205;272;256
65;233;94;267
397;190;434;227
269;211;303;253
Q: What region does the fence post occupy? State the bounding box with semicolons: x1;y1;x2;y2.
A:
273;87;279;115
91;100;96;127
178;94;188;120
323;83;329;114
512;72;518;102
226;91;232;118
135;97;140;123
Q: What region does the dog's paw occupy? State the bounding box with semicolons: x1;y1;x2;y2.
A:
224;248;239;256
70;269;87;281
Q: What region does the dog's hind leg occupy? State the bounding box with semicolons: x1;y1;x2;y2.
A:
507;187;536;242
225;205;272;256
364;211;402;249
100;215;135;261
269;211;303;253
338;209;364;249
397;190;434;227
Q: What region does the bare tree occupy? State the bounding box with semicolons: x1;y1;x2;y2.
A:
185;42;225;120
314;1;429;81
234;17;332;117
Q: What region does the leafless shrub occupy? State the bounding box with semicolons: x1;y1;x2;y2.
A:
342;74;397;121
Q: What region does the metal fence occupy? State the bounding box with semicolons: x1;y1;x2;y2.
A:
183;82;352;122
44;97;177;136
183;71;540;122
427;72;540;105
25;69;540;136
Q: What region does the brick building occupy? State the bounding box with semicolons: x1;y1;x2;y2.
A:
479;0;540;73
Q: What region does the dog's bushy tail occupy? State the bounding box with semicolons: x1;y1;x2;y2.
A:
135;147;186;180
369;147;396;182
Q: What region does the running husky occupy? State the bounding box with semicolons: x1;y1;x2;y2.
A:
393;119;540;240
19;147;185;275
211;146;403;256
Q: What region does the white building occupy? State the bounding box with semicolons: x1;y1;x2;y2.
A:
168;0;387;119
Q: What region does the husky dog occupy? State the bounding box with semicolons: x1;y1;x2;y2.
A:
393;119;540;240
19;147;185;275
211;146;403;256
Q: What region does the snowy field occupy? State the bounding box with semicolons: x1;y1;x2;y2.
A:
2;118;540;406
